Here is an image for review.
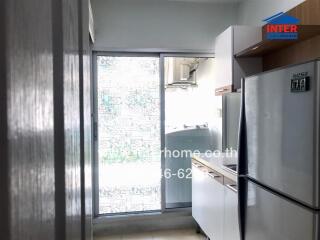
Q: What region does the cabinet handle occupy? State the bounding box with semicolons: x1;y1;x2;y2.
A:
208;172;221;179
192;163;203;168
226;184;238;193
192;163;208;174
192;163;199;167
216;88;228;93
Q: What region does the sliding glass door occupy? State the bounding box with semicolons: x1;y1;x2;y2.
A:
162;54;215;209
96;55;161;215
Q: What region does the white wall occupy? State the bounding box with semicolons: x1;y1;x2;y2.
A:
237;0;305;26
91;0;238;51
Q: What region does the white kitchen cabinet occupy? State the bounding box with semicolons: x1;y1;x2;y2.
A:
192;162;208;231
215;26;233;94
205;171;225;240
192;162;225;240
192;160;240;240
214;26;262;95
223;178;240;240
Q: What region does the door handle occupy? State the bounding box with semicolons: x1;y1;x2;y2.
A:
226;184;238;193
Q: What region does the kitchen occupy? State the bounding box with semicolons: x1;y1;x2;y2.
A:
88;0;320;237
1;0;320;240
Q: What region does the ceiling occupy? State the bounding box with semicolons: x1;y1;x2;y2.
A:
107;0;244;3
167;0;243;3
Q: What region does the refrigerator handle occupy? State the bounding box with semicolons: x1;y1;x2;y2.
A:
237;77;247;176
238;77;247;240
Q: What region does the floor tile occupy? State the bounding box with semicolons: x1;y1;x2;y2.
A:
122;232;153;240
94;228;206;240
94;235;122;240
152;229;204;240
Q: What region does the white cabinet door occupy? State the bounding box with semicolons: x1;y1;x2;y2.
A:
192;164;225;240
192;164;207;228
223;184;240;240
214;27;233;91
204;172;225;240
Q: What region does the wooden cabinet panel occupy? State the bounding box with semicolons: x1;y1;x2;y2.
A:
262;0;320;71
235;0;320;71
287;0;320;25
263;35;320;71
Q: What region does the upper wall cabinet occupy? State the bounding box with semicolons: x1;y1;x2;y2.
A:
214;26;262;95
235;0;320;71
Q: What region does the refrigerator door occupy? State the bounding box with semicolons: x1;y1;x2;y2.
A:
244;60;320;208
245;180;318;240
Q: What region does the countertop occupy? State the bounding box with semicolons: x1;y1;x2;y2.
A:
192;153;238;182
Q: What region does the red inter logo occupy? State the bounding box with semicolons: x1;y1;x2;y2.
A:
263;12;300;40
266;24;298;33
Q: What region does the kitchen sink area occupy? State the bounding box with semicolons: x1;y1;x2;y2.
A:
192;153;238;181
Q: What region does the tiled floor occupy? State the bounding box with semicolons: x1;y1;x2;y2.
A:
94;229;206;240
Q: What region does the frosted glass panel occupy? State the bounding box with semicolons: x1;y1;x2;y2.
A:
97;56;161;214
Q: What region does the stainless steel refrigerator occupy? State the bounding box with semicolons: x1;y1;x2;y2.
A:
238;59;320;240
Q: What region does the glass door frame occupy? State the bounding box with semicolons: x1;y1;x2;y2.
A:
92;51;214;218
160;53;215;211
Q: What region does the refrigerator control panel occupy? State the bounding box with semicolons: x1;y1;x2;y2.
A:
291;75;310;92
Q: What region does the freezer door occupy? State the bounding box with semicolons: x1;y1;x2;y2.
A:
245;61;320;208
245;181;318;240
